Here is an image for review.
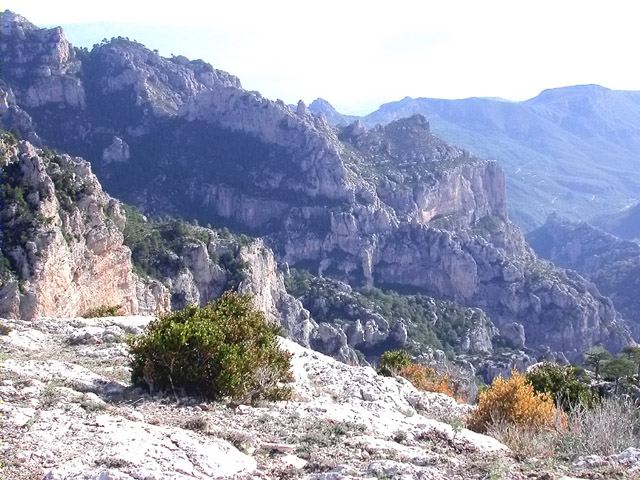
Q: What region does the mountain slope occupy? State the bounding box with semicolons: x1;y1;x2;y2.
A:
592;202;640;241
528;214;640;333
310;86;640;231
0;131;141;319
0;11;632;360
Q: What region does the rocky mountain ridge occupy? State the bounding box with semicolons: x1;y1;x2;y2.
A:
309;85;640;231
593;201;640;242
0;11;634;361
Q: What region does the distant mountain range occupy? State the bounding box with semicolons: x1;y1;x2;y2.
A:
310;85;640;231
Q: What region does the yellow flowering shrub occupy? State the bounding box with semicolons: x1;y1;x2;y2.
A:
467;371;558;433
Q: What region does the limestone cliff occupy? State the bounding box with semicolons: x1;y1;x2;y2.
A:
0;133;138;318
121;208;316;346
0;11;633;360
0;134;314;349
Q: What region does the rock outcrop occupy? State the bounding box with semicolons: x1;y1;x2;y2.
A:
0;11;633;360
3;314;636;479
0;133;139;319
0;134;315;347
122;212;317;346
0;315;520;479
285;270;499;365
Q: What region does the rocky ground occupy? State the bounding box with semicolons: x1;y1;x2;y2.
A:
1;316;638;479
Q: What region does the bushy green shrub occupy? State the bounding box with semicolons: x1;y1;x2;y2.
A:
377;350;412;376
525;363;598;411
128;292;293;403
602;357;635;394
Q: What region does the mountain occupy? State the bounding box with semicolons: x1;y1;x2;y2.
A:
0;10;633;361
528;214;640;333
0;132;319;349
309;87;640;231
592;202;640;241
0;131;141;318
308;97;359;126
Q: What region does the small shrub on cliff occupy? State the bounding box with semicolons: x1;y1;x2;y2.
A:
467;371;559;433
128;292;293;403
83;305;122;318
399;363;456;398
378;350;457;399
378;350;412;376
0;322;12;336
525;363;598;411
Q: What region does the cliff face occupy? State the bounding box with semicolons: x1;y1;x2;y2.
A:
0;135;315;348
0;134;138;318
529;214;640;334
121;209;317;346
0;12;632;360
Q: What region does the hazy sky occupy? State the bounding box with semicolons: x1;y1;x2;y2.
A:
5;0;640;114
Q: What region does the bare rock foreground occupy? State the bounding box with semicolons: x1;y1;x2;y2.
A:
0;316;635;479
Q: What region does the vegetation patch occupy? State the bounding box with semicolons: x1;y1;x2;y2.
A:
122;205;249;289
467;371;560;434
83;305;122;318
285;268;491;357
378;349;459;400
128;292;293;403
525;363;598;411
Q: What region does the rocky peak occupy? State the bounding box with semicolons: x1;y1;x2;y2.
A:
0;11;83;109
84;37;241;117
388;113;430;132
340;119;367;139
1;10;37;33
309;97;359;126
309;97;336;113
295;99;308;116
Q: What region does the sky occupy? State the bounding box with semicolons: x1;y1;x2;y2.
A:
4;0;640;114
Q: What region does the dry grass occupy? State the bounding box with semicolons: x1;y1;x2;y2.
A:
556;397;640;457
486;396;640;461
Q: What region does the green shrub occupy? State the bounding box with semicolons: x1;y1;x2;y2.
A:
602;357;635;394
525;363;598;411
83;305;122;318
128;292;293;403
377;350;412;376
